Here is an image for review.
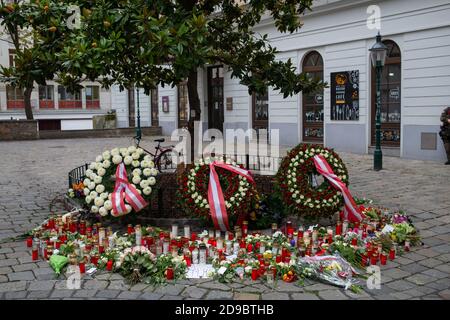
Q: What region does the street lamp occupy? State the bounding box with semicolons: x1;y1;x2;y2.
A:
369;32;388;171
135;87;142;146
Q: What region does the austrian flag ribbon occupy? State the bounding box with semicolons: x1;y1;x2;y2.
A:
111;163;148;217
208;161;255;231
313;155;365;222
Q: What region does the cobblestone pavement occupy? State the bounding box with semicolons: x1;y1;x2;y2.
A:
0;137;449;300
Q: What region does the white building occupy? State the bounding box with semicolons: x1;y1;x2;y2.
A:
114;0;448;162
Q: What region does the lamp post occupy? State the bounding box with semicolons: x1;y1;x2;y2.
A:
369;32;388;171
136;87;142;145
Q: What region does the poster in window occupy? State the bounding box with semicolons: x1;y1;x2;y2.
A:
330;70;359;120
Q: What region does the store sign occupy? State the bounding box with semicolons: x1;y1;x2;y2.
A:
389;87;400;101
330;70;359;121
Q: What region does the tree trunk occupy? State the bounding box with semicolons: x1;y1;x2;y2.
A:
23;86;34;120
187;69;201;162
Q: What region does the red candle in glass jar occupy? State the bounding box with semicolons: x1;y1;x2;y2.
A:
26;237;33;248
32;249;38;261
370;254;378;265
190;232;197;241
79;262;85;274
271;266;277;279
106;260;113;271
239;240;246;249
328;235;333;244
251;268;259;281
127;225;134;235
246;243;253;253
351;238;358;246
389;247;395;260
276;255;282;263
184;255;192;267
380;253;387;265
166;267;174;280
99;245;104;254
55;240;61;249
70;222;77;233
43;248;48;260
91;255;98;266
336;223;342;235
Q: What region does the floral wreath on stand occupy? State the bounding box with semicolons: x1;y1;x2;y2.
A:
76;146;158;217
276;144;349;219
177;156;259;229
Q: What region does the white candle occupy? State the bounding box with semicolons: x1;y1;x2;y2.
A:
216;238;224;250
259;245;265;254
192;249;199;264
163;240;169;254
343;220;349;234
184;225;190;238
215;230;221;239
225;241;232;254
171;225;178;239
208;229;215;238
233;242;240;255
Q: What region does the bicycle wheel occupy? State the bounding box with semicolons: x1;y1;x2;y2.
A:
156;149;174;172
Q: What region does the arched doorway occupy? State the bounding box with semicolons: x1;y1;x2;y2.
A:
371;40;401;147
302;51;324;143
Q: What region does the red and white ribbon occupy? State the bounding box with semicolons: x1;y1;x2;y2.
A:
111;163;148;217
208;161;255;231
313;155;364;222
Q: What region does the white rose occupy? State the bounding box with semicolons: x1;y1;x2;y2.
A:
132;152;140;160
97;168;106;177
136;148;144;155
132;168;142;176
144;155;151;162
95;184;105;194
148;177;156;186
124;155;133;165
140;160;148;168
83;178;91;186
102;151;111;160
150;168;158;176
132;176;141;184
140;180;149;189
94;197;104;207
103;160;111;168
125;204;132;213
85;196;92;204
94;176;102;184
99;207;108;216
91;205;99;213
111;148;120;156
83;188;90;196
143;168;151;176
120;148;128;156
85;169;93;177
100;192;109;199
89;191;98;198
89;162;96;170
88;182;96;190
104;200;113;210
132;160;140;168
95;155;103;162
112;155;123;164
128;146;137;153
143;186;152;196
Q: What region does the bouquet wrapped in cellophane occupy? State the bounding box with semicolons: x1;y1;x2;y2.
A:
297;254;360;290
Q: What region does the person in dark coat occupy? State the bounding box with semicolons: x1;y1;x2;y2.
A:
439;106;450;165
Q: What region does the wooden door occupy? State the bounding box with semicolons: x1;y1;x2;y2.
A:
207;66;224;132
252;90;269;139
151;88;159;127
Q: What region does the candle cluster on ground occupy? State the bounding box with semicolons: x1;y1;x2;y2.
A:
26;204;419;289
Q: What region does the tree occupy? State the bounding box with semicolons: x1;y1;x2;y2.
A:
0;0;66;120
12;1;325;155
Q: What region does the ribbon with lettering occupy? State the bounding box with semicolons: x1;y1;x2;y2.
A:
111;163;148;217
313;155;364;222
208;161;255;231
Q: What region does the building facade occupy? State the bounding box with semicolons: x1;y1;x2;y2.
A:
136;0;450;162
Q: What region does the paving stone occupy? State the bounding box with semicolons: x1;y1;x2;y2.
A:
0;258;18;267
117;291;142;299
181;286;207;299
381;268;411;280
0;281;27;292
83;280;109;290
261;292;289;300
28;290;53;299
205;290;234;300
386;280;416;291
129;283;149;291
139;292;163;300
234;292;260;300
72;290;98;298
318;290;349;300
12;263;39;272
303;283;338;291
107;280;129;290
426;279;450;291
4;290;27;299
50;290;75;298
438;289;450;300
399;263;429;274
406;274;438;285
418;258;443;268
434;264;450;274
198;281;231;291
0;275;7;283
274;281;305;292
290;292;319;300
94;290;121;299
8;271;35;281
153;284;186;296
389;292;412;300
0;267;12;275
161;295;184;300
421;269;449;279
28;280;56;291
